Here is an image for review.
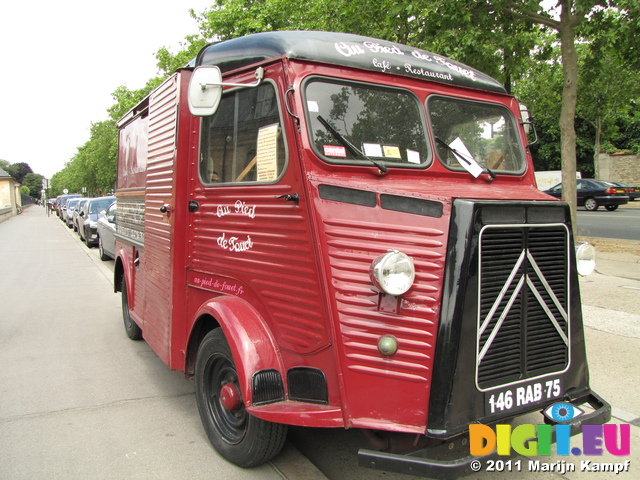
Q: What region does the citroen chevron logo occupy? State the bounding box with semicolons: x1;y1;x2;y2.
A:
478;247;569;365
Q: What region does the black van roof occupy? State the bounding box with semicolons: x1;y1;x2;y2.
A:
196;31;506;94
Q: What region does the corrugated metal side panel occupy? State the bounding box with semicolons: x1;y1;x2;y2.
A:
143;75;178;362
188;186;329;354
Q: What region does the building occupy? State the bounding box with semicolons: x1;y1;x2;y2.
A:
0;167;22;223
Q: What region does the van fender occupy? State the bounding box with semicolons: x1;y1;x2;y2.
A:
113;247;131;294
194;296;284;407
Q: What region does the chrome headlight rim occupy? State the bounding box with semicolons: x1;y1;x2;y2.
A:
575;241;596;276
370;249;416;296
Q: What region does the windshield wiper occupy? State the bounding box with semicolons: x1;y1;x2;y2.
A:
317;115;388;174
435;136;496;180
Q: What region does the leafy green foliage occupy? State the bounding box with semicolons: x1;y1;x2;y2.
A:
22;173;45;199
40;0;640;201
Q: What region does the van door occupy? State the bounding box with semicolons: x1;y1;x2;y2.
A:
185;65;330;356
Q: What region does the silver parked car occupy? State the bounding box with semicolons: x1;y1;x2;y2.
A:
96;201;117;260
72;198;88;232
64;198;82;228
78;196;116;247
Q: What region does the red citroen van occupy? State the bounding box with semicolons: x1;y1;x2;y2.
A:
114;31;609;477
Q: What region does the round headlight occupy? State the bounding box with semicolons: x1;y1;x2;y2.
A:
370;250;415;296
575;242;596;276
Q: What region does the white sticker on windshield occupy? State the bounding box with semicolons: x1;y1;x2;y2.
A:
307;100;319;112
407;149;421;164
363;143;383;157
449;137;483;178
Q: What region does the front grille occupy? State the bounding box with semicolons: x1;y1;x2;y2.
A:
477;225;569;389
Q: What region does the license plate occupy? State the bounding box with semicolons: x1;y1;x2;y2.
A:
485;378;562;416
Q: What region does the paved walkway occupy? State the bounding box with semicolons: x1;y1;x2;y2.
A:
0;205;325;480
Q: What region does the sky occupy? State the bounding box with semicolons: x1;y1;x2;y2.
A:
0;0;213;179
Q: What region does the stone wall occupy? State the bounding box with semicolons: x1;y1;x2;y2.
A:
595;153;640;184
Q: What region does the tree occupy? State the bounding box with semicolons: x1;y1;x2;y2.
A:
22;173;45;200
3;161;33;183
498;0;640;229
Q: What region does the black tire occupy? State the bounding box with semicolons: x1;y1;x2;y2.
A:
195;329;287;468
605;204;619;211
98;236;109;261
584;197;598;211
122;276;142;340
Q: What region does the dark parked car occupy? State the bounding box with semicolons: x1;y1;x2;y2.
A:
96;201;117;260
544;179;629;211
78;196;116;246
610;181;640;201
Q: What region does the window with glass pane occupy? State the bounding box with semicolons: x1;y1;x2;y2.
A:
305;80;429;167
428;97;526;174
200;83;285;184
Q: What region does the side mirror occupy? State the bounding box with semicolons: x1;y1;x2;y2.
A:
519;103;538;147
188;66;265;116
519;103;531;134
188;66;223;116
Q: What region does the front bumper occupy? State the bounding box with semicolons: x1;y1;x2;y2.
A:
358;391;610;479
87;227;99;245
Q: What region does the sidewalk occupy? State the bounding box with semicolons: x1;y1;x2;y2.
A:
0;205;326;480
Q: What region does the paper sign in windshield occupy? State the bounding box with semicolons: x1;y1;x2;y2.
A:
256;124;279;181
363;143;383;157
449;137;483;178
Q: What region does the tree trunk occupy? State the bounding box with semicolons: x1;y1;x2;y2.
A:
594;116;602;177
558;7;579;234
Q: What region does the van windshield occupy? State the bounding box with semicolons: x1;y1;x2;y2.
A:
428;97;526;175
304;79;430;168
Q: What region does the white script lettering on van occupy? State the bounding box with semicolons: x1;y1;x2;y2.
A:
432;55;477;81
362;41;405;57
216;200;257;219
334;42;366;57
217;233;254;253
373;58;391;73
235;200;256;219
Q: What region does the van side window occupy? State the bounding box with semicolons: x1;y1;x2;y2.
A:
200;82;286;184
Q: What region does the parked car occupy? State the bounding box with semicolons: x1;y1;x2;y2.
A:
96;201;117;260
610;181;640;201
64;198;81;228
57;194;82;219
77;196;116;246
72;198;88;232
544;178;629;211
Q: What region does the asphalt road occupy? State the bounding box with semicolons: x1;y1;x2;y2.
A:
576;203;640;240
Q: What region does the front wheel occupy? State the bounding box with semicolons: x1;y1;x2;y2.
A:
195;329;287;468
605;204;619;211
584;197;598;211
